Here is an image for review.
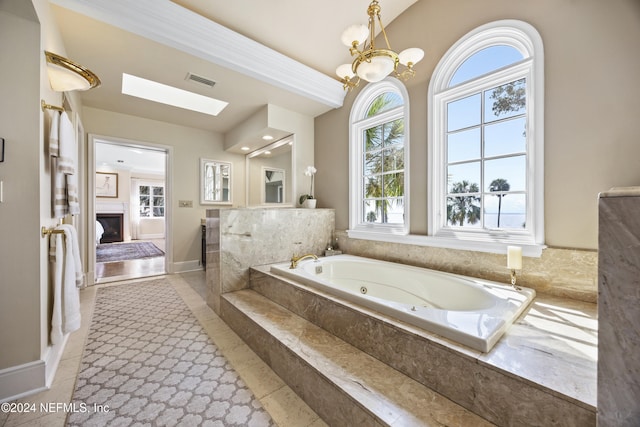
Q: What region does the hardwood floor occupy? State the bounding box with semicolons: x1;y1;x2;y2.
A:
95;239;166;283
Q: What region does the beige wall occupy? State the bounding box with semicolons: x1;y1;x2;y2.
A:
83;107;245;265
315;0;640;251
0;3;42;370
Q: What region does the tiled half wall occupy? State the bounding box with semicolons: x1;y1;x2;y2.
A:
205;208;335;313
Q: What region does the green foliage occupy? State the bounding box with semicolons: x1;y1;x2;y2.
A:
490;78;526;117
447;180;481;226
489;178;510;227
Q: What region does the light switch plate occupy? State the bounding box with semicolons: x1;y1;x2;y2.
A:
178;200;193;208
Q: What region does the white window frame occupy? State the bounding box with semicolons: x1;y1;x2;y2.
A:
138;181;165;218
428;20;546;256
348;77;411;239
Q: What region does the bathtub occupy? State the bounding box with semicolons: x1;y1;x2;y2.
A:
270;254;535;352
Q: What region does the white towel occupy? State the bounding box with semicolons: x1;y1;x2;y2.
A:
50;224;82;344
48;110;60;158
60;113;80;215
52;111;79;217
50;232;64;345
49;110;66;218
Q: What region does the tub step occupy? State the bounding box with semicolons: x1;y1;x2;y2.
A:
221;289;493;427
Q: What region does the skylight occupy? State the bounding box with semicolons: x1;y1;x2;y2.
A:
121;73;228;116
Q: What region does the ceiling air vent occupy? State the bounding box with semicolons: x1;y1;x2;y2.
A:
185;72;216;88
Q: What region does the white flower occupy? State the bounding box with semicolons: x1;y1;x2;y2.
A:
304;166;317;177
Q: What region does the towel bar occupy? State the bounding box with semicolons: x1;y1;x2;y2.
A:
41;100;64;112
42;226;65;238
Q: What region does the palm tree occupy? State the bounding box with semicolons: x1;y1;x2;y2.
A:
363;94;405;223
489;178;510;227
448;180;480;226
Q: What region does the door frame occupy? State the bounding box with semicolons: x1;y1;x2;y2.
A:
87;134;173;285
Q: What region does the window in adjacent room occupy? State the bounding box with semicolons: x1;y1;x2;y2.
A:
349;78;410;237
428;20;544;253
139;184;165;217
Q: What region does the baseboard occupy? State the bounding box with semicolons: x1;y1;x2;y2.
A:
171;260;203;274
0;360;47;403
44;334;69;388
137;233;164;240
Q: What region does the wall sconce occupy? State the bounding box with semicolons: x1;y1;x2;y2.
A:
45;51;101;92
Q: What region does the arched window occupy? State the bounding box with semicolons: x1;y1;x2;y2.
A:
428;20;545;254
349;78;410;236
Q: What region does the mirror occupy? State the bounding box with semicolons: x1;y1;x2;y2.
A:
247;136;293;206
200;159;232;205
263;167;285;203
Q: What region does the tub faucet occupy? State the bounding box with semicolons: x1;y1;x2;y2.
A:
290;254;318;269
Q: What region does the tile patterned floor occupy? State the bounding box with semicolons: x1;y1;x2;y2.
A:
1;271;326;427
67;278;274;426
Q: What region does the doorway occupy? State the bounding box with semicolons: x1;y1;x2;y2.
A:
88;135;172;284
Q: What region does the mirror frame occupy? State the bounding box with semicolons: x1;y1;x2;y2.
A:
200;158;232;205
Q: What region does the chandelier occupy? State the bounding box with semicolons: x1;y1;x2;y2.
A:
336;0;424;91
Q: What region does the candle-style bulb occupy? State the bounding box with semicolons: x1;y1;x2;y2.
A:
507;246;522;270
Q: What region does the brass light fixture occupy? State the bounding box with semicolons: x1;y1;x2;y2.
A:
45;51;101;92
336;0;424;91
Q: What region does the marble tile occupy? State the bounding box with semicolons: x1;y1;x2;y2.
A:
250;267;597;426
335;230;598;303
598;193;640;426
205;207;334;314
261;386;327;427
221;346;286;399
222;290;494;427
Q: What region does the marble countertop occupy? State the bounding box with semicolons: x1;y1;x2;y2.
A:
599;186;640;197
481;293;597;409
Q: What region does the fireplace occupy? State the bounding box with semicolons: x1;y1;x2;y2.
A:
97;213;124;243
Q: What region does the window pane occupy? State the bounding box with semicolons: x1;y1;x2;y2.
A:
365;126;383;151
447;162;480;193
383;147;404;172
447;195;481;227
484;117;526;157
153;207;165;217
365;92;403;118
484;78;526;123
154;196;165;208
385;198;404;224
484;155;526;192
364;176;381;198
447;93;481;132
383;172;404;197
448;128;480;163
383;119;404;147
363;200;382;223
140;195;149;207
484;193;526;229
364;151;382;175
153;187;163;196
139;186;149;195
449;45;524;87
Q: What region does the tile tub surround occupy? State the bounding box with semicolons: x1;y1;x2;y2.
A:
250;266;597;426
598;188;640;426
205;208;335;314
221;290;494;427
335;230;598;303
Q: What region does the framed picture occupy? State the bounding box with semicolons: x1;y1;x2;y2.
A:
96;172;118;198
